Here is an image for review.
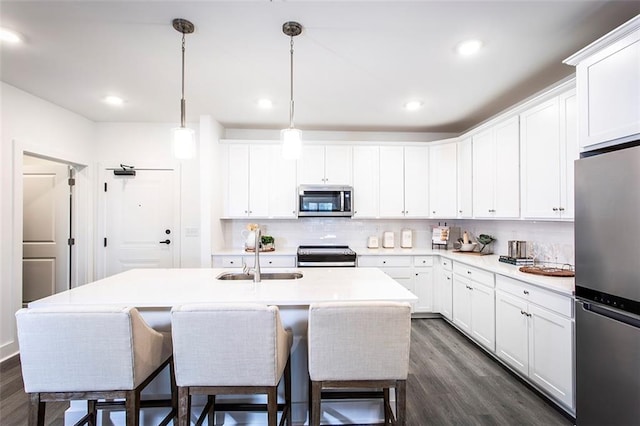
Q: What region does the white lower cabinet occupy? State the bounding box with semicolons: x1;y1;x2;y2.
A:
357;255;434;313
437;258;453;321
211;254;296;269
495;275;574;412
452;262;496;351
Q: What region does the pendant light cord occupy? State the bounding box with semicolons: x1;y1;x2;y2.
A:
180;32;186;128
289;35;295;129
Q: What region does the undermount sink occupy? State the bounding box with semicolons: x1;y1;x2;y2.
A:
216;272;303;281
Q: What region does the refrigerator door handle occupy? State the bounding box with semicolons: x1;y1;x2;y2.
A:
581;301;640;329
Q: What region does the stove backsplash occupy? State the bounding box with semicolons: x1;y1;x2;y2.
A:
222;218;574;266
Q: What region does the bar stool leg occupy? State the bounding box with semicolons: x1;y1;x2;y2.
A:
28;393;45;426
178;387;190;426
311;381;322;426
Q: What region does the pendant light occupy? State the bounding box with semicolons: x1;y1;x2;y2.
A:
172;18;196;159
281;21;303;160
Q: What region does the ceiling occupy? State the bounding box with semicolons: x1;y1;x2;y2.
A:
1;1;639;134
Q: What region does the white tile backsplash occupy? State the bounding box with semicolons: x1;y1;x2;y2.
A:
221;218;575;265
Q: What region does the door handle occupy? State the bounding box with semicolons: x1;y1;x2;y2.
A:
159;239;171;244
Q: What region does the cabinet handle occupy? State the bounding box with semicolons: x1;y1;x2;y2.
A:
520;310;531;317
552;207;559;212
447;277;451;280
559;207;565;211
466;285;473;290
244;210;248;213
459;210;463;213
520;310;526;315
382;261;386;264
523;290;529;295
433;211;436;214
467;271;472;275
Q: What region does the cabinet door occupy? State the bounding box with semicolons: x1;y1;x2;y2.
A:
472;129;495;218
452;275;472;334
470;281;496;351
528;304;574;409
496;291;529;376
298;145;326;184
414;268;434;313
404;146;430;217
248;145;270;217
379;146;406;218
559;90;578;219
493;116;520;218
324;145;353;185
352;146;380;218
440;269;453;321
457;137;473;218
521;99;561;219
577;30;640;149
226;145;250;217
268;146;298;218
429;143;457;218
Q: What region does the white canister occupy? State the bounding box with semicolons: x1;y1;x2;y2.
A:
383;231;395;248
401;229;412;248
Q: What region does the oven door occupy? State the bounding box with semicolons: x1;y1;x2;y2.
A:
298;185;352;217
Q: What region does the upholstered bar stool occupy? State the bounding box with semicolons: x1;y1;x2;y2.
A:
307;301;412;426
171;303;293;426
15;305;177;426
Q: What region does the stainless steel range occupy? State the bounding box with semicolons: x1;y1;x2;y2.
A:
296;245;357;267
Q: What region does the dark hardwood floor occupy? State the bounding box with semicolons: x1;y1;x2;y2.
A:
0;318;572;425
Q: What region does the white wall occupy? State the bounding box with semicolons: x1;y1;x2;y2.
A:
93;122;203;269
1;82;95;361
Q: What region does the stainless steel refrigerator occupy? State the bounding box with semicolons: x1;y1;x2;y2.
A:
575;142;640;425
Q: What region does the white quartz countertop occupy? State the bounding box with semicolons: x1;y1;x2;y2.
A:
29;267;418;308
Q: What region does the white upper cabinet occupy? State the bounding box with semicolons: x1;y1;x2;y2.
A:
224;144;297;218
521;89;577;219
352;146;380;218
298;145;352;185
379;145;429;218
564;16;640;151
403;146;430;218
472;116;520;218
429;142;457;218
456;137;473;219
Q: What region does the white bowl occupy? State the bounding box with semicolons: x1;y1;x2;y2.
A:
459;243;477;252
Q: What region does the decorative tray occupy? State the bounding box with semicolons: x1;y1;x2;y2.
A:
244;247;275;253
519;266;574;277
452;250;491;256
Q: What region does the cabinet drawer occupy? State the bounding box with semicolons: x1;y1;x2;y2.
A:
382;267;413;280
357;256;412;267
260;256;296;268
453;262;494;288
217;256;244;268
414;256;434;267
440;257;453;271
496;275;572;318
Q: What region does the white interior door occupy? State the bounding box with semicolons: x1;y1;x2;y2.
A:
22;163;70;303
104;169;179;277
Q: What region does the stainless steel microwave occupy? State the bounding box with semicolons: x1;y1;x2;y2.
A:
298;185;353;217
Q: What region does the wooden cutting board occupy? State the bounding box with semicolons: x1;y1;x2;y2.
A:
519;266;575;277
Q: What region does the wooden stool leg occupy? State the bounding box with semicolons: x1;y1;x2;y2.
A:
28;393;45;426
396;380;407;426
87;399;98;426
284;358;292;425
311;381;322;426
125;389;140;426
178;387;190;426
267;387;278;426
169;358;178;422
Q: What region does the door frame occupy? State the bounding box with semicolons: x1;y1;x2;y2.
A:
96;163;182;279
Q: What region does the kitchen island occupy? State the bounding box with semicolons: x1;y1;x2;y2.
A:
29;267;417;425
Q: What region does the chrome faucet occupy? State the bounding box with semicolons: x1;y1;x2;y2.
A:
250;227;261;282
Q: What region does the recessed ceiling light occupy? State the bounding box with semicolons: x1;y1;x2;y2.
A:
103;95;124;106
0;28;22;44
404;100;423;111
456;39;482;56
257;98;273;109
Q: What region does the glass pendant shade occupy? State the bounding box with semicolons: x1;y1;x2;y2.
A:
173;126;196;159
281;128;302;160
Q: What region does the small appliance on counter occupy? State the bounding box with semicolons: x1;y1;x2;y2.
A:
431;225;460;250
401;229;412;248
382;231;395;248
367;235;379;249
296;245;357;267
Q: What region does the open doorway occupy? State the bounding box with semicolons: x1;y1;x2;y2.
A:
22;155;74;305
